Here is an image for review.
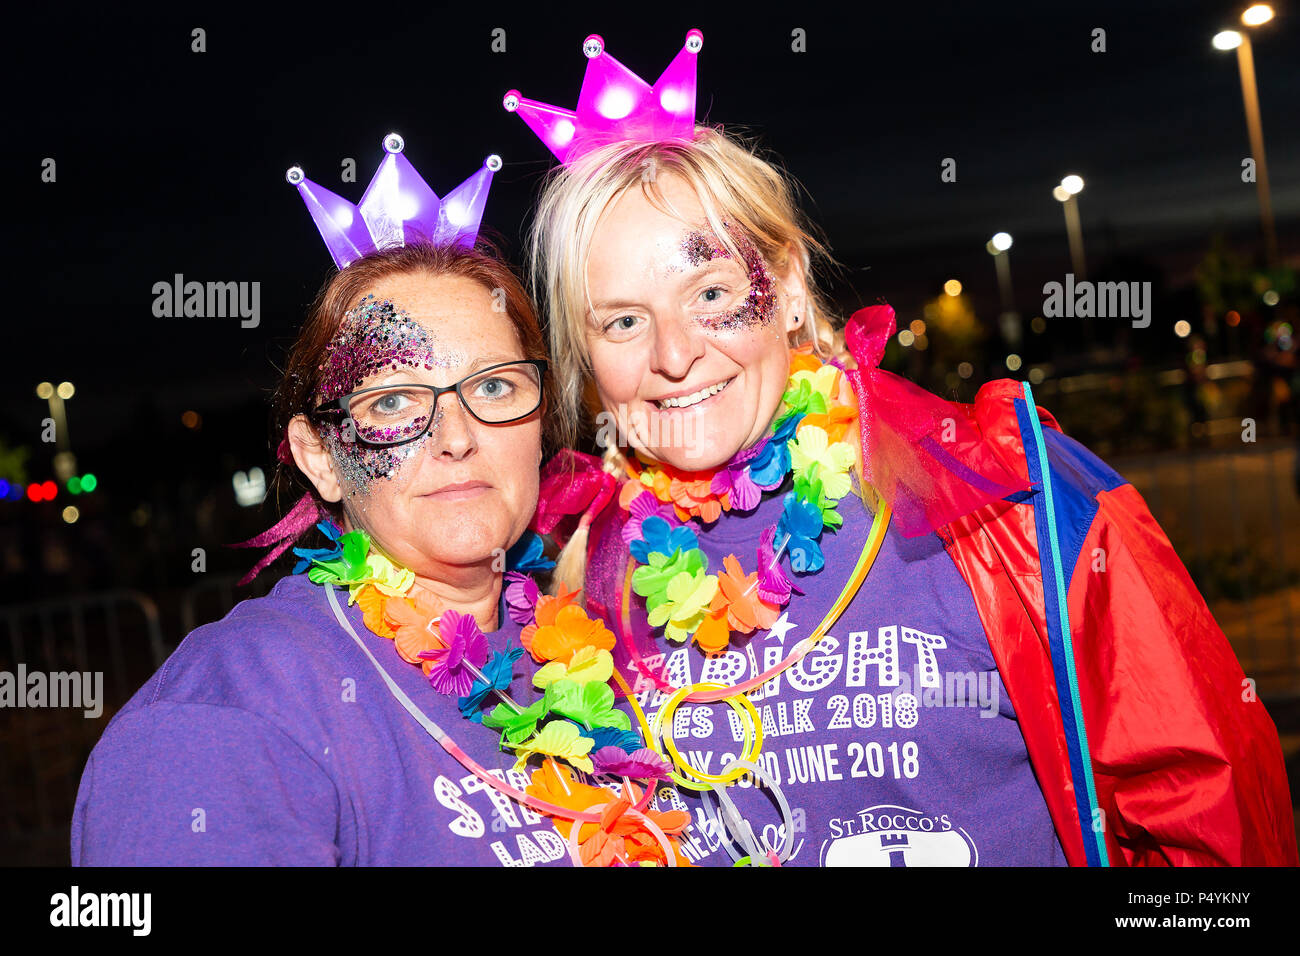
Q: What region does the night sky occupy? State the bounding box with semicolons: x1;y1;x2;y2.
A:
7;0;1299;495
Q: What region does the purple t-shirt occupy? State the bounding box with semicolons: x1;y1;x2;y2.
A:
589;485;1068;866
72;574;578;866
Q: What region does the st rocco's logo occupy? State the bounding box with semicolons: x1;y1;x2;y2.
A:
820;804;979;866
151;273;261;328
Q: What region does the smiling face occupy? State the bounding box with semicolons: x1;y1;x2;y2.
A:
300;271;542;581
584;174;804;472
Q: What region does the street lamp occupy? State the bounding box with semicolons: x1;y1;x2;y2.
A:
1214;4;1277;266
986;233;1020;346
1053;175;1087;279
36;381;79;483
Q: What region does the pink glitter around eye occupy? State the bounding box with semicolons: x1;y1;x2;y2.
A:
678;224;778;332
316;295;460;404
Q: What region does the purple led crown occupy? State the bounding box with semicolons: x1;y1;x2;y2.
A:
503;29;702;166
286;132;501;269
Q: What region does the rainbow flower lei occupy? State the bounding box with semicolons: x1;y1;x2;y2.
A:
294;526;691;866
623;348;859;654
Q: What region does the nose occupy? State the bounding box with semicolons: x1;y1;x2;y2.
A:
649;312;706;380
427;392;477;460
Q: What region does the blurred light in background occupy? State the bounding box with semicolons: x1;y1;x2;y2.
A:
1262;289;1280;306
56;382;75;400
1241;4;1274;27
1031;316;1047;334
943;279;962;296
898;329;916;347
1005;354;1023;371
233;467;267;507
1213;30;1243;50
991;232;1013;252
182;410;202;429
1175;320;1192;338
62;506;80;524
957;362;974;379
35;382;54;400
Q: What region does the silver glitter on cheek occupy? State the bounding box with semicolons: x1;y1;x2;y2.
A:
321;401;450;502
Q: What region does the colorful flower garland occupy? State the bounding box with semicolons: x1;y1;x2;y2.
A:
294;525;691;865
623;347;860;655
293;347;857;866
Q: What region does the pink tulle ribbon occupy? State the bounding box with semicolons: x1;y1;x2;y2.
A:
531;449;617;541
843;305;1030;537
229;492;323;585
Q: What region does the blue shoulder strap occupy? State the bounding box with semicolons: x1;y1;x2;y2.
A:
1016;382;1109;867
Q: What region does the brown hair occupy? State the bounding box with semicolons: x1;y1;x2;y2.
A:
269;239;554;520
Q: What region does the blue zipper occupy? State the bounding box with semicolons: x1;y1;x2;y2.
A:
1016;382;1109;867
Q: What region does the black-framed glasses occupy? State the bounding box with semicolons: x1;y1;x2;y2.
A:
311;359;547;447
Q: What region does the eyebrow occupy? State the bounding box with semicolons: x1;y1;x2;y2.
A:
369;354;526;382
590;261;740;314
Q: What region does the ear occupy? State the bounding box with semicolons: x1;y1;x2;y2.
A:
287;414;343;503
775;243;810;339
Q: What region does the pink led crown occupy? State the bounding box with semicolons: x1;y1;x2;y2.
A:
503;29;703;165
286;132;502;269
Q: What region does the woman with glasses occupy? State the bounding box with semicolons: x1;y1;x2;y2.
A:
71;240;593;866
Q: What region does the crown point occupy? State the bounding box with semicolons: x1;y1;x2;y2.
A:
685;29;703;53
383;132;405;154
285;166;305;185
503;90;520;112
485;154;503;172
582;34;604;58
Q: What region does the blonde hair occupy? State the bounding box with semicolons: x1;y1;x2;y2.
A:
525;126;854;594
526;125;843;452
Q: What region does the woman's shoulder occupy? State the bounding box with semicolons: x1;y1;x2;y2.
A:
124;573;347;719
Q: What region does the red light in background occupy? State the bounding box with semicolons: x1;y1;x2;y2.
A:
27;483;40;502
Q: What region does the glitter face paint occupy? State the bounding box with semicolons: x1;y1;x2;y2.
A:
318;295;465;403
315;295;466;497
677;224;779;332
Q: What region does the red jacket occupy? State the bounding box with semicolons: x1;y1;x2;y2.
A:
942;378;1296;865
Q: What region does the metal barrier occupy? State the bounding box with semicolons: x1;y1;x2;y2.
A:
1112;440;1300;698
0;590;165;865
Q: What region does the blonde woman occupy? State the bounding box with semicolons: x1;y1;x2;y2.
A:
517;53;1296;866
